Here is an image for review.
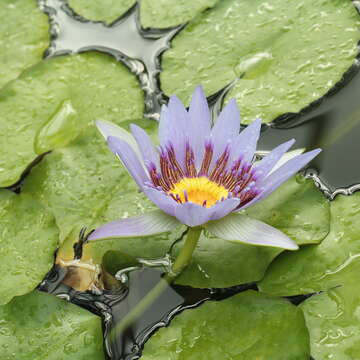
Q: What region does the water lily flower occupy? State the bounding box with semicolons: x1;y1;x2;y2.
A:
89;86;320;252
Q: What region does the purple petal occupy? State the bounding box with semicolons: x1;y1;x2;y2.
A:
205;213;298;250
130;124;159;168
143;186;176;217
158;103;187;170
229;118;262;165
211;99;240;143
239;148;321;211
254;139;295;179
96;120;142;160
174;202;212;227
210;198;240;220
108;136;149;189
209;99;240;166
188;86;211;168
88;210;181;241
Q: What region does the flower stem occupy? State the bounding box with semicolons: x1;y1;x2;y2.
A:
109;226;202;342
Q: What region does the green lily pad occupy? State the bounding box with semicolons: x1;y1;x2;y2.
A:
300;258;360;360
0;52;144;187
174;177;329;288
68;0;136;24
258;192;360;296
161;0;360;123
0;290;104;359
0;190;58;305
0;0;49;89
142;290;310;360
140;0;218;29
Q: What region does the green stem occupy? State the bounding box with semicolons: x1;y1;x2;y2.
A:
109;226;202;342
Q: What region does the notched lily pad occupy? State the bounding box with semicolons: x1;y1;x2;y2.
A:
0;51;144;187
0;0;49;89
259;192;360;296
161;0;360;123
68;0;136;24
300;259;360;360
0;290;104;359
0;190;58;305
142;290;310;360
140;0;218;29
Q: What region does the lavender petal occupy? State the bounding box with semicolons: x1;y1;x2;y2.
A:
130;123;159;168
96;120;142;160
143;186;177;217
173;202;212;227
205;213;298;250
239;148;321;211
108;136;149;189
188;86;211;168
254;139;295;179
88;210;181;241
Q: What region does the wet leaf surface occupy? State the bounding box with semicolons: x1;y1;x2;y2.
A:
0;52;143;187
68;0;136;24
142;290;310;360
0;0;49;89
161;0;360;123
0;290;104;359
140;0;218;29
259;192;360;296
0;190;58;305
300;259;360;360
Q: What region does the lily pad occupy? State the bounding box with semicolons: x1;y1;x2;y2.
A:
142;290;310;360
258;192;360;296
0;290;104;359
174;177;329;288
0;51;144;187
0;190;58;305
0;0;49;89
68;0;136;24
161;0;360;123
140;0;218;29
300;259;360;360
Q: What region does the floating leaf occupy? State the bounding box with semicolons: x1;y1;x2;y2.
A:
300;259;360;360
142;290;310;360
161;0;360;123
68;0;136;24
0;0;49;89
259;192;360;296
140;0;218;29
0;190;58;305
0;52;144;187
0;290;104;359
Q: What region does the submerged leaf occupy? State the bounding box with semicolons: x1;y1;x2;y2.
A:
161;0;360;123
0;190;58;305
142;290;310;360
0;290;104;359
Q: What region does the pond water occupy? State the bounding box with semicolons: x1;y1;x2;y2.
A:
1;0;360;359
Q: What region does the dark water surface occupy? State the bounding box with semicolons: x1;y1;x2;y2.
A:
34;0;360;359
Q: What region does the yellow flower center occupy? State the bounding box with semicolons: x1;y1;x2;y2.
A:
168;177;229;208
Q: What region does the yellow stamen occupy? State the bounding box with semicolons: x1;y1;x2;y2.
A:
168;177;229;208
